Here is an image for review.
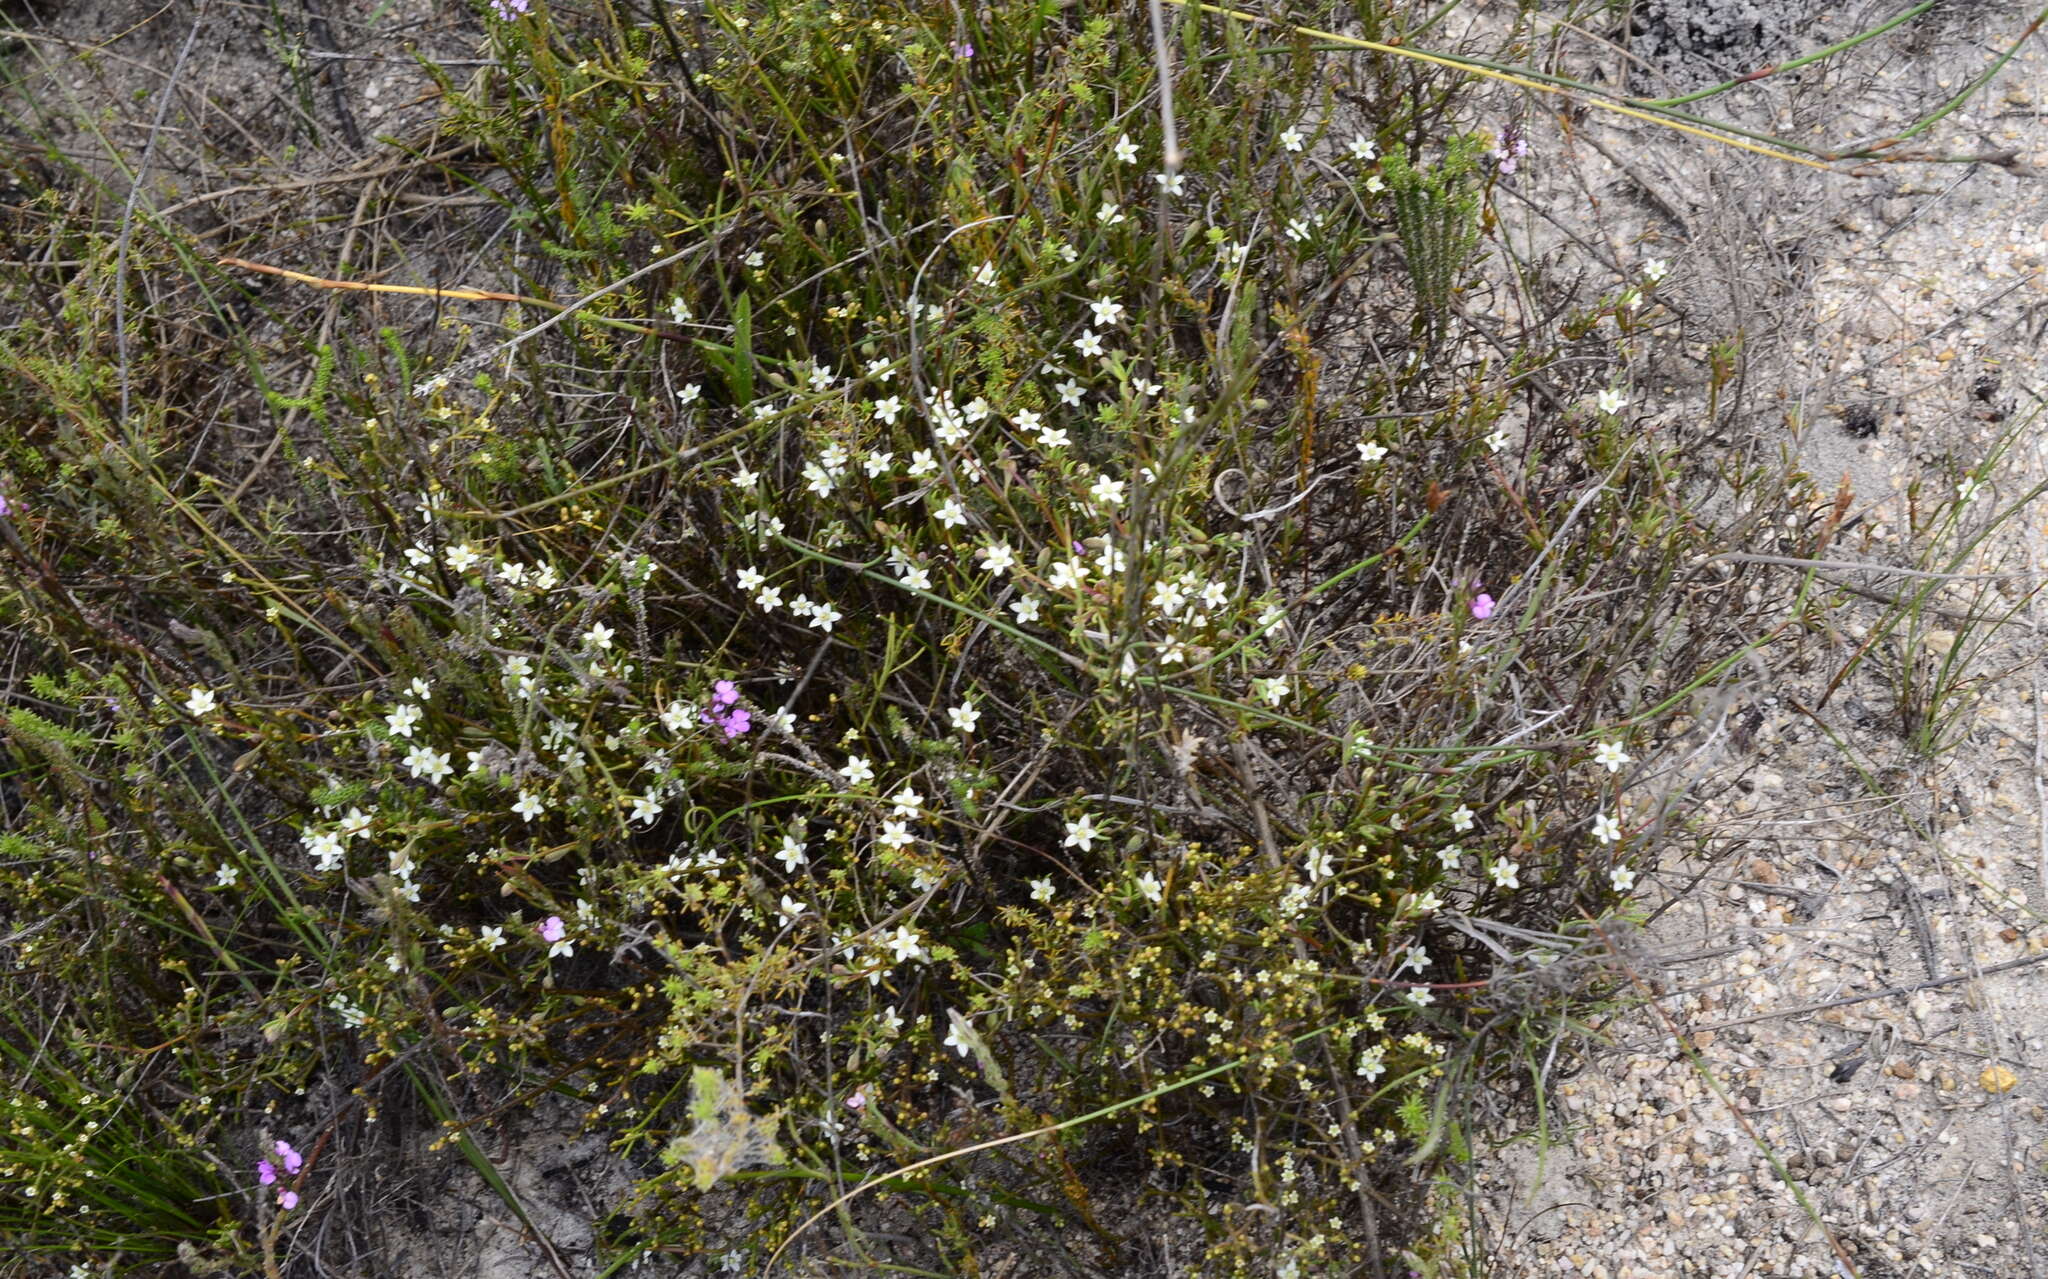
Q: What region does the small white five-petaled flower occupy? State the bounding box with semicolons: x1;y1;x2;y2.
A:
1593;741;1632;773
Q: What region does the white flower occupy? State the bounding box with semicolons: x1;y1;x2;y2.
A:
879;1006;905;1034
1486;428;1510;453
1348;134;1378;161
1030;877;1055;903
512;791;545;822
1304;845;1335;882
1135;871;1163;904
885;925;924;963
1610;865;1638;892
670;296;692;324
445;543;481;572
385;704;425;739
1074;330;1106;359
1155;171;1186;195
1357;439;1388;465
1009;595;1042;623
214;863;239;888
1592;812;1622;845
1284;218;1311;243
1089;473;1127;507
1593;741;1631;773
841;755;875;786
1089;295;1125;327
479;925;505;950
900;565;932;592
878;820;915;851
890;786;924;820
1113;133;1138;164
679;382;703;404
1437;845;1462;871
1097;201;1125;226
907;449;938;478
978;541;1016;575
1133;377;1160;397
949;701;980;734
632;793;665;825
1047;560;1088;592
1254;677;1289;707
1449;805;1475;833
777;834;809;873
778;895;806;924
864;450;894;477
1279;126;1305;152
409;677;432;700
338;808;373;840
1356;1045;1386;1081
943;1020;972;1056
873;395;903;424
1054;378;1084;407
736;566;765;592
1364;174;1385;193
808;602;843;632
1596;387;1627;415
184;686;218;716
1642;257;1670;284
1149;579;1186;616
404;746;453;784
934;498;968;528
1489;859;1521;890
1062;814;1100;852
1035;425;1071;450
1957;477;1982;504
583;622;615;651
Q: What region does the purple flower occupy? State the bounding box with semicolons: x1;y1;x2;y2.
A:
278;1190;299;1210
720;709;752;739
950;40;974;59
539;915;566;944
275;1140;303;1174
490;0;531;18
1471;593;1494;620
257;1160;277;1186
0;492;12;517
713;680;739;707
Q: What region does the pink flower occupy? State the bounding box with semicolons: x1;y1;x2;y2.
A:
257;1160;277;1185
539;915;566;943
950;40;974;59
1471;593;1494;620
275;1140;303;1174
490;0;531;18
278;1190;299;1210
721;709;751;738
713;680;739;707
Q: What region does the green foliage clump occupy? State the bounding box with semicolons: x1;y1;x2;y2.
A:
0;0;1832;1275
